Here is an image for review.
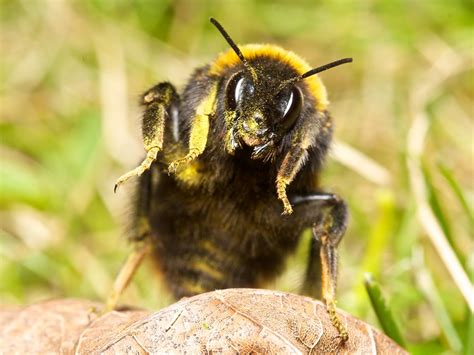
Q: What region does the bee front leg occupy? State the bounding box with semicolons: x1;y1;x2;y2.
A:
114;82;179;191
168;84;217;173
275;146;308;215
291;192;349;342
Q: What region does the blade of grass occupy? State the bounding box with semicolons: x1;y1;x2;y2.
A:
421;161;465;267
464;257;474;355
393;200;419;258
407;42;474;312
407;103;474;311
438;163;474;231
465;308;474;355
412;248;462;352
355;190;395;310
364;272;406;348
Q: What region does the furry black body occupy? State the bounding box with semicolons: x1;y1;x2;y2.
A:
114;18;352;340
133;57;333;298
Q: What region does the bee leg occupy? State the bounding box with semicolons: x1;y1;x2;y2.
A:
114;82;179;191
301;237;322;298
102;243;151;313
168;84;217;173
291;193;349;342
275;146;308;215
104;155;158;313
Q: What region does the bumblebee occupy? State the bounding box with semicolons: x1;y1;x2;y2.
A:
110;18;352;341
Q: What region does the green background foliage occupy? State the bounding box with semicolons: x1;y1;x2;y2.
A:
1;1;472;353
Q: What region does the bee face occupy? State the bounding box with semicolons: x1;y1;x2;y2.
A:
224;68;304;158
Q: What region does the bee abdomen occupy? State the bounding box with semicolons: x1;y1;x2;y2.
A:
170;261;226;298
153;237;261;299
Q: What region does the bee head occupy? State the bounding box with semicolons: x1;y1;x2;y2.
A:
224;69;303;153
210;18;352;160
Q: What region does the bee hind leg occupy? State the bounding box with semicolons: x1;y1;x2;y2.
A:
102;243;151;314
291;192;349;342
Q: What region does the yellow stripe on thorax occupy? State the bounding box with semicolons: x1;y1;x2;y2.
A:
209;44;328;111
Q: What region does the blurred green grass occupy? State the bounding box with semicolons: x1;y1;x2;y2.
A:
1;1;472;353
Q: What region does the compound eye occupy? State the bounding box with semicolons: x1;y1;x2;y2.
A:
225;72;245;111
226;71;256;111
279;86;303;131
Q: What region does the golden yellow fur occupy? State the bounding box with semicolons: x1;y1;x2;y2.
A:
209;44;329;111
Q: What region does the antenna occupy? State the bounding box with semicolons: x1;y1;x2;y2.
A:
210;18;258;81
280;58;353;89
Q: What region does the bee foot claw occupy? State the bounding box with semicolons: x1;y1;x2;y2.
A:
281;204;293;215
